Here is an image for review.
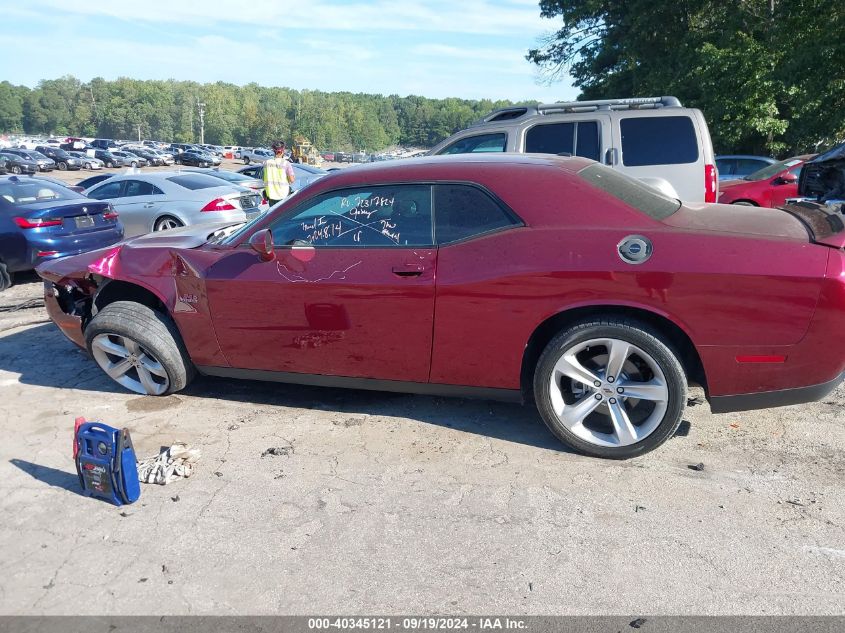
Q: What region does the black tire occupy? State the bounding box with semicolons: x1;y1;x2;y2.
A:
243;157;250;164
85;301;195;395
533;317;687;459
11;165;21;174
733;200;757;206
0;261;12;291
58;161;67;171
130;161;138;167
106;161;114;168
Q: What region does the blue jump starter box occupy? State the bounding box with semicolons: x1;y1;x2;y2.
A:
74;419;141;506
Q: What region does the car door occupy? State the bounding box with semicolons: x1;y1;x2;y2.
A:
118;179;165;233
205;184;437;383
767;164;803;208
519;115;610;163
426;184;525;388
86;179;146;235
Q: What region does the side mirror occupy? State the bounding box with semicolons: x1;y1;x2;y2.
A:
775;174;798;185
248;229;275;262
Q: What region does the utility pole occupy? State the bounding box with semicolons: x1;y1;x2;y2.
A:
137;123;142;142
197;100;206;145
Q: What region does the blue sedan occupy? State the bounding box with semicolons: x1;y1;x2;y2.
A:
0;176;124;289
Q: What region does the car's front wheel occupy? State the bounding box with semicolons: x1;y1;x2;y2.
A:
10;166;21;174
85;301;194;395
533;318;687;459
243;157;250;164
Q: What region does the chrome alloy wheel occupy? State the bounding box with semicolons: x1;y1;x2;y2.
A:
155;217;181;231
549;338;669;448
91;333;170;395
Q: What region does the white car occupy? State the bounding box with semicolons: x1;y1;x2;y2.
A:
68;151;104;170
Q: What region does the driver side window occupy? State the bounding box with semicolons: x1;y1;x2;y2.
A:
269;185;433;247
88;181;123;200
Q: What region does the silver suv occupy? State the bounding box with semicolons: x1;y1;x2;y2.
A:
429;96;717;202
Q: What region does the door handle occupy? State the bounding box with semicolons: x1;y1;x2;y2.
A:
143;203;155;208
392;265;424;277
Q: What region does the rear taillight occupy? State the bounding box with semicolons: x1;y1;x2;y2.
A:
103;212;119;220
201;197;236;212
37;250;58;257
705;164;718;203
13;217;62;229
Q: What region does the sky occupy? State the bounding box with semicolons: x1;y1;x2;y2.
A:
0;0;578;103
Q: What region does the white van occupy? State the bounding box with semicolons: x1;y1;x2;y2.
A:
428;96;717;202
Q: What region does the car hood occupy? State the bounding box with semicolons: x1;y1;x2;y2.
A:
718;177;757;191
36;221;241;283
122;221;240;248
664;202;809;242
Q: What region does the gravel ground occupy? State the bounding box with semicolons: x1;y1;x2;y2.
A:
1;171;844;616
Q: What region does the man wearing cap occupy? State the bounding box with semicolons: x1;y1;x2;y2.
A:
263;141;296;206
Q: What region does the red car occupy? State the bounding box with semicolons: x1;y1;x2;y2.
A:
37;155;845;459
718;155;813;207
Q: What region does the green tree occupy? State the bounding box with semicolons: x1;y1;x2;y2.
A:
527;0;845;155
0;82;27;132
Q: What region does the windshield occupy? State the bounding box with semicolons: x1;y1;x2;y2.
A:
578;163;680;220
744;157;804;181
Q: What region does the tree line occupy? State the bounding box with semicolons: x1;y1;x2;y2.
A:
528;0;845;157
0;76;518;152
4;0;842;161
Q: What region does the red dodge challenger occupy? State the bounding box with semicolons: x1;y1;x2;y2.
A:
37;154;845;458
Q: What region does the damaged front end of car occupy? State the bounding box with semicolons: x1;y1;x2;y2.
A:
38;245;125;348
796;143;845;209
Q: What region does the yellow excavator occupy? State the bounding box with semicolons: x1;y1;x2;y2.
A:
290;137;322;165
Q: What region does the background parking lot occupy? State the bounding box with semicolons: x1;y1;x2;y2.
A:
1;265;844;614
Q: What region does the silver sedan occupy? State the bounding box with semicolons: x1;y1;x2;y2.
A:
84;171;267;237
68;151;104;170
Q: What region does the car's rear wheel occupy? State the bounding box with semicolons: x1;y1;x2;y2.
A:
106;161;114;168
0;261;12;291
11;166;21;174
85;301;194;396
533;318;687;459
154;215;183;231
130;161;138;167
733;200;757;206
243;157;250;164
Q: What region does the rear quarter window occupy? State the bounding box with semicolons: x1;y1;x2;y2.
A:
620;116;699;166
578;163;681;220
166;174;226;190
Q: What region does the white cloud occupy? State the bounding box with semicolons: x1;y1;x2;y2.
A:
412;43;526;65
2;1;576;101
